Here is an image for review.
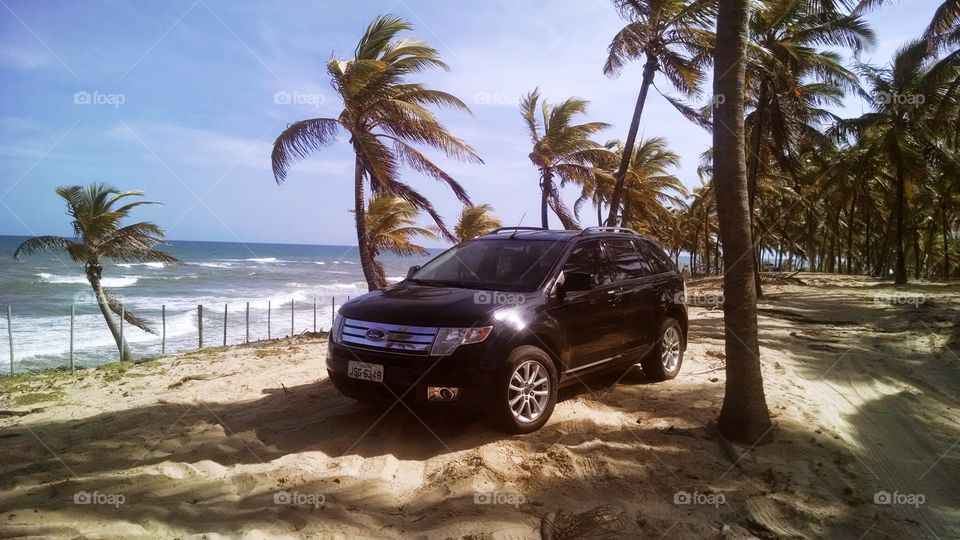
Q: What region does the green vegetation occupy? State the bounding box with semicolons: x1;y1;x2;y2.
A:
13;184;181;360
270;14;481;291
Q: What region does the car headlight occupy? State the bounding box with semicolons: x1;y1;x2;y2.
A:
331;312;345;343
431;326;493;356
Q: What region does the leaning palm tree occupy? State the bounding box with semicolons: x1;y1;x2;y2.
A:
364;194;438;287
454;204;502;241
521;88;610;229
13;184;180;361
601;137;686;229
602;0;715;226
271;15;481;291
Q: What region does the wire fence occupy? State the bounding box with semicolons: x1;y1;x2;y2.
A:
1;296;348;377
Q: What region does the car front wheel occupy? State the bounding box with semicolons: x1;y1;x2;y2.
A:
640;317;684;381
493;345;558;434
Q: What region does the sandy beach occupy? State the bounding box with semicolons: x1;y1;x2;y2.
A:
0;273;957;539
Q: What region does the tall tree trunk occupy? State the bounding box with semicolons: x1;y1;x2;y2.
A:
846;192;857;274
713;0;773;445
913;217;922;280
894;165;907;284
943;203;951;279
540;170;551;229
746;85;767;297
703;209;711;274
353;152;382;290
606;55;657;226
865;205;872;274
597;204;603;226
86;263;133;361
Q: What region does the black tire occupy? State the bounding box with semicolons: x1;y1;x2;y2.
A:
640;317;684;381
492;345;559;434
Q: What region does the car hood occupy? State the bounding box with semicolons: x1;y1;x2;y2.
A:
339;281;531;327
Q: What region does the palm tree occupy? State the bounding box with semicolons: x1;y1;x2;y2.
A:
743;0;874;295
838;41;954;283
612;137;687;229
520;88;610;229
712;0;773;445
13;184;180;361
454;204;502;241
271;15;481;291
602;0;715;226
364;194;437;287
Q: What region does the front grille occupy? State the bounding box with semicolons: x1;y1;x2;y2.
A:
340;318;438;355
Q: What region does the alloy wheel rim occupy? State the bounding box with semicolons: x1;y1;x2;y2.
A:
508;360;550;423
661;326;681;372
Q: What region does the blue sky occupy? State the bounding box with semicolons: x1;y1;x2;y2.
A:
0;0;939;247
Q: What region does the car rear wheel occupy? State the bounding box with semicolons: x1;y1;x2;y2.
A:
640;317;684;381
493;345;558;434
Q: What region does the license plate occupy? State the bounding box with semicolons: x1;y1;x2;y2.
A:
347;360;384;382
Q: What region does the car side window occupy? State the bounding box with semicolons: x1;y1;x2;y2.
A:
562;240;613;287
604;238;652;281
634;239;675;274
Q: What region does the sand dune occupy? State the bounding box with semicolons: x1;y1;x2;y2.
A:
0;274;957;538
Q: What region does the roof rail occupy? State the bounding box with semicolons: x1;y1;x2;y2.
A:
580;226;639;236
489;227;546;234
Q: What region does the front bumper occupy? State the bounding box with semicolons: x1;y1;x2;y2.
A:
326;340;499;405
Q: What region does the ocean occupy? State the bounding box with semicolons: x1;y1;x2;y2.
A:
0;236;437;372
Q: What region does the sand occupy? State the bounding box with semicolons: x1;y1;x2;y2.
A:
0;273;957;539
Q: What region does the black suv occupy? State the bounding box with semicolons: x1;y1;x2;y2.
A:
327;227;688;433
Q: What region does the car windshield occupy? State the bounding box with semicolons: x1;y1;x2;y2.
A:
409;238;567;292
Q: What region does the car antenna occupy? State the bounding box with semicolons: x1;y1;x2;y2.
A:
509;213;526;239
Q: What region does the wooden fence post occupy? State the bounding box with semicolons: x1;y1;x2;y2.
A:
6;306;11;377
267;301;271;340
198;304;203;349
245;302;250;343
70;305;75;370
331;297;336;331
291;299;295;336
223;303;228;346
313;297;317;332
120;305;125;362
161;305;166;355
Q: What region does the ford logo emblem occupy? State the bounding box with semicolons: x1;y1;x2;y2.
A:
365;329;387;342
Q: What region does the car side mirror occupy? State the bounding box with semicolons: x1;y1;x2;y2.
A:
406;265;421;278
562;271;592;292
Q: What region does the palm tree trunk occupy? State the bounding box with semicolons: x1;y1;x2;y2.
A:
895;164;907;284
713;0;773;445
605;55;657;227
846;192;857;274
541;169;552;229
597;204;603;226
86;263;133;361
353;152;382;290
746;86;767;296
943;203;951;279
